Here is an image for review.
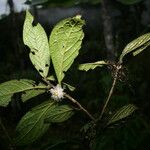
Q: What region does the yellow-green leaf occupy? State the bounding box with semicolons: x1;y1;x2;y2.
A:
23;11;50;77
0;79;46;107
119;33;150;63
49;15;85;83
79;60;107;71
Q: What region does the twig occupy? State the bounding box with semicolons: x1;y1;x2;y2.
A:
42;78;54;88
0;118;15;150
99;65;121;120
64;93;96;122
42;78;96;122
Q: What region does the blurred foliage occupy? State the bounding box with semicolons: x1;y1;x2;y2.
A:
25;0;101;6
26;0;143;6
92;116;150;150
117;0;142;5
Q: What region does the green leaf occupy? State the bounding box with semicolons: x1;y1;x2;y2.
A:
15;101;56;145
119;33;150;63
47;77;77;91
23;11;50;77
107;104;137;125
46;76;75;91
45;105;74;123
63;82;75;91
21;89;46;102
47;75;56;81
79;60;107;71
15;102;74;145
132;40;150;56
49;15;85;83
0;79;46;107
117;0;142;5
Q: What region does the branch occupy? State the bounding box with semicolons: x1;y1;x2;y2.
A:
101;0;115;61
42;78;54;88
42;78;96;122
64;93;96;122
98;64;121;120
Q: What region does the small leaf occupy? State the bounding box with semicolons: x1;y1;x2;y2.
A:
107;104;137;125
62;82;75;91
45;105;74;123
119;33;150;63
46;76;75;91
79;61;107;71
49;15;85;83
47;75;56;81
0;79;46;107
23;11;50;77
117;0;142;5
80;122;93;133
15;101;56;145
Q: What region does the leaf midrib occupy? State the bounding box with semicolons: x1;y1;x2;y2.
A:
46;108;73;120
0;85;46;97
59;23;74;82
16;102;53;142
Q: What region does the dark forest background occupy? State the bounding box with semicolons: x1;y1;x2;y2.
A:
0;0;150;149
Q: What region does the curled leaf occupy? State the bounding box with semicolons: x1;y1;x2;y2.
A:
79;61;107;71
119;33;150;63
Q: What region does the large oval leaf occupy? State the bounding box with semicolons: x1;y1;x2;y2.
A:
79;60;107;71
49;15;85;83
0;79;46;107
15;101;56;145
23;11;50;77
119;33;150;63
107;104;137;125
45;105;74;123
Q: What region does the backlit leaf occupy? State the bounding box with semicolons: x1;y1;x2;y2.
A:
15;101;56;145
79;61;107;71
62;82;75;91
49;15;85;83
23;11;50;77
47;75;56;81
0;79;46;107
119;33;150;63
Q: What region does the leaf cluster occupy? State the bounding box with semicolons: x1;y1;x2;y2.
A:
0;10;149;146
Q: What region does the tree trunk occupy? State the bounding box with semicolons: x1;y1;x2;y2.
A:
101;0;115;61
